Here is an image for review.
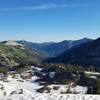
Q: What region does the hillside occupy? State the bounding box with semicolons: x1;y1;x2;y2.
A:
46;38;100;67
0;41;44;72
18;38;91;57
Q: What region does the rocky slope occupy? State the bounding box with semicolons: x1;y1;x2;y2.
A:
0;41;44;72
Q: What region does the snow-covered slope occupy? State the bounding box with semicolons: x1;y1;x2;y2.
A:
0;77;99;100
0;67;100;100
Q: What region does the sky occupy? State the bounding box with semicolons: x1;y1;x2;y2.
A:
0;0;100;42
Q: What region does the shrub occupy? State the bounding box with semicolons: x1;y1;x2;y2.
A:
37;85;51;93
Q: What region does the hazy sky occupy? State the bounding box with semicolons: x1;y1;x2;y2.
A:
0;0;100;42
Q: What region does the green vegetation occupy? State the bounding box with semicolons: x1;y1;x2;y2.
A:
95;78;100;94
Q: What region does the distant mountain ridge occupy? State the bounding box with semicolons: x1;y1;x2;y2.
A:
18;38;92;57
46;37;100;67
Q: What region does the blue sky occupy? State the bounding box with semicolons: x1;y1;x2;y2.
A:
0;0;100;42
